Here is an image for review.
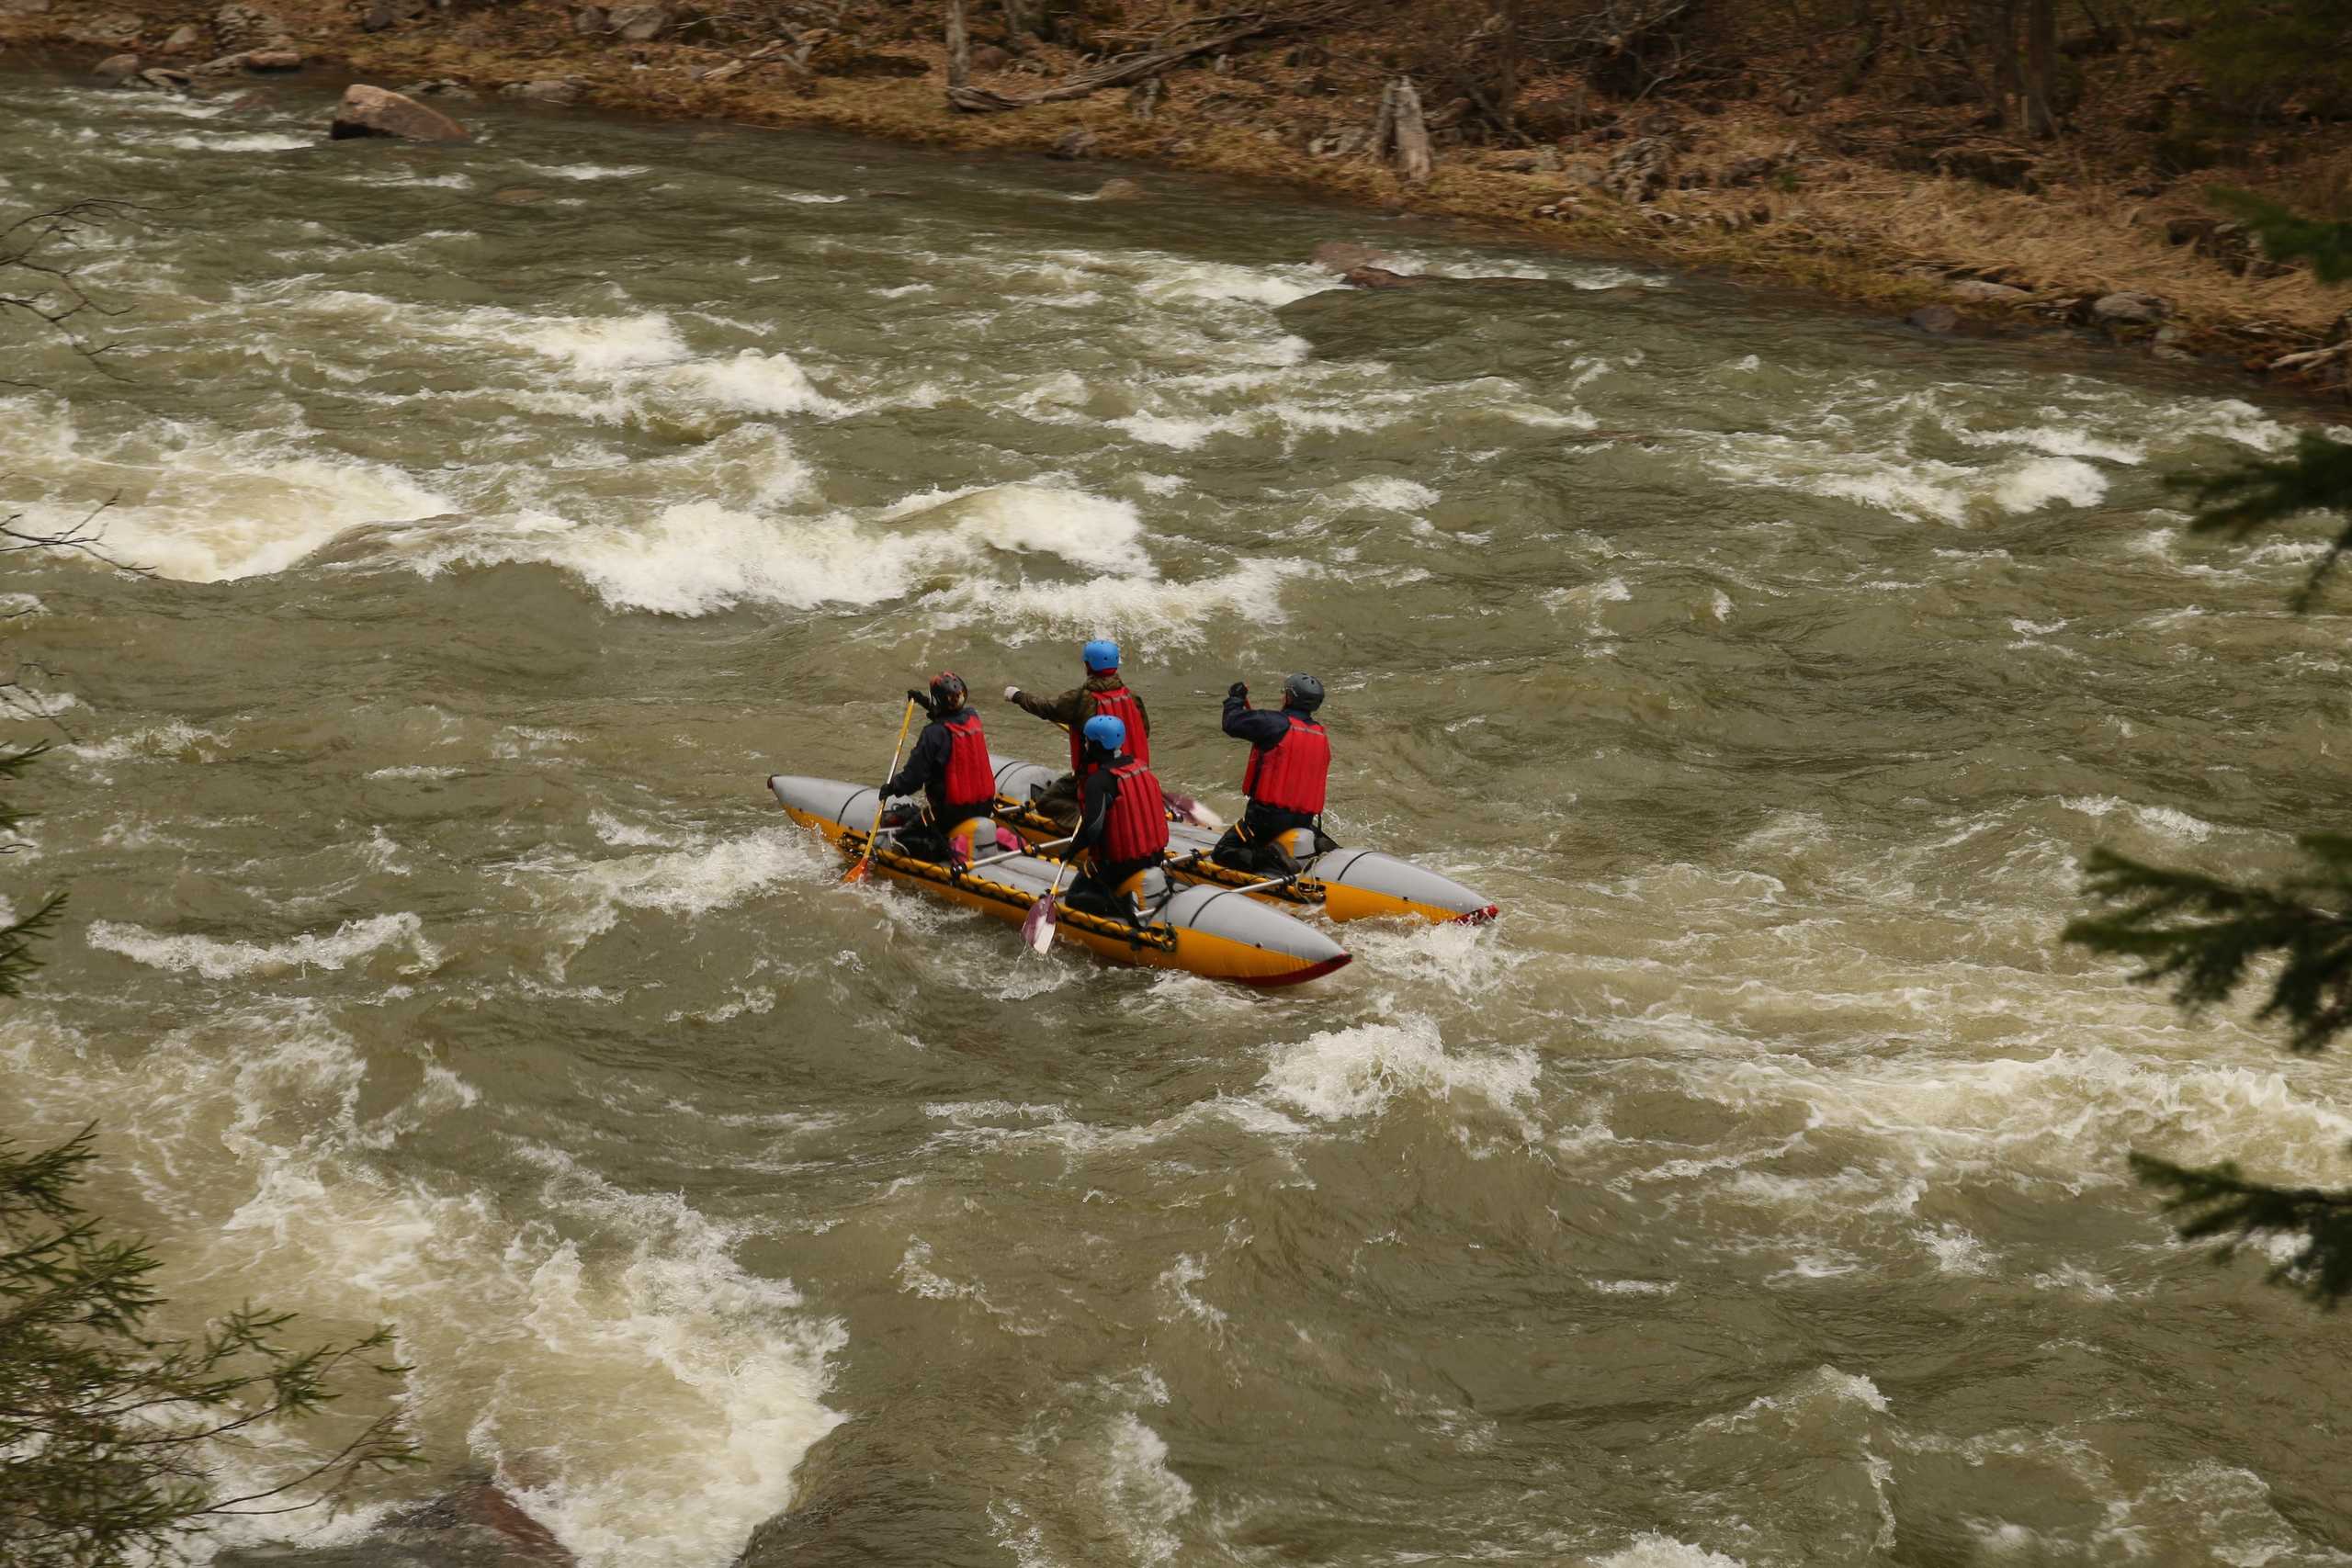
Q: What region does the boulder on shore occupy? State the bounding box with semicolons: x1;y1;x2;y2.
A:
2091;290;2167;324
605;2;662;39
244;46;300;69
329;83;470;141
500;79;582;104
1047;128;1097;160
1946;278;2029;304
212;0;286;51
93;51;141;81
1906;303;1961;333
360;0;424;28
159;21;199;50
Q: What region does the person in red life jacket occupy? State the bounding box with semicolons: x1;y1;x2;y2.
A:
877;671;997;865
1212;672;1334;874
1061;713;1169;921
1002;637;1151;833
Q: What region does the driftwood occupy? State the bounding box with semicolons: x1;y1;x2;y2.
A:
945;7;1340;113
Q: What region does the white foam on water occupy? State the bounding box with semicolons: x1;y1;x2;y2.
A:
64;718;225;764
520;310;689;372
1331;476;1440;512
0;1010;847;1568
542;163;652;180
373;169;473;189
151;130;320;152
1919;1224;1994;1275
1259;1014;1538;1123
0;395;457;582
1095;1414;1193;1565
1589;1536;1747;1568
1955;420;2142;463
2059;795;2217;841
1132;258;1320;310
780;191;849;204
929;556;1308;647
1157;1254;1227;1330
524;828;828;960
1992;455;2109;513
1726;1045;2352;1187
464;480;1155;617
85;911;438;980
662;349;844;416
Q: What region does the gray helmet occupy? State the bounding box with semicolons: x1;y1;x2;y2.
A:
1283;672;1325;712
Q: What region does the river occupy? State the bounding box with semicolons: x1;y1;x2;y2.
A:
4;70;2349;1567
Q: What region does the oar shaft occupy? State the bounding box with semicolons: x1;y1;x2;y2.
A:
963;835;1074;873
847;698;920;881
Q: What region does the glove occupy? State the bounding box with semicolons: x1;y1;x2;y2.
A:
1227;681;1249;701
905;688;933;715
1004;685;1022;702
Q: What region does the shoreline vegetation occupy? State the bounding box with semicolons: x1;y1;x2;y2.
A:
5;0;2351;400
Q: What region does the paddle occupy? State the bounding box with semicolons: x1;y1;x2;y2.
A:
961;834;1074;874
843;695;919;885
1022;858;1071;954
1168;794;1224;830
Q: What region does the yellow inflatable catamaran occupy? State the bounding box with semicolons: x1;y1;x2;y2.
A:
983;759;1500;926
769;773;1353;987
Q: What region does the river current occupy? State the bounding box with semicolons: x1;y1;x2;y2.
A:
4;72;2349;1567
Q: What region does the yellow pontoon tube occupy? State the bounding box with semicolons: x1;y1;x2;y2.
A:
769;773;1353;987
986;759;1499;927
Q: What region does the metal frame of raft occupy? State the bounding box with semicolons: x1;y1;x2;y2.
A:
768;773;1353;987
983;759;1501;928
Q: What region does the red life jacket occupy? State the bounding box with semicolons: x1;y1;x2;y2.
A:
1069;683;1149;776
1097;758;1169;865
1242;712;1329;814
939;709;994;807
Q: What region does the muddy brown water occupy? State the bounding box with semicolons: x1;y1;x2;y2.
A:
4;70;2349;1568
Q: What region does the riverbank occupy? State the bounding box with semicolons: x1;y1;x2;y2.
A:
7;0;2351;395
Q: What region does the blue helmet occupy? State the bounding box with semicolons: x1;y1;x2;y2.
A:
1081;638;1121;673
1080;714;1127;753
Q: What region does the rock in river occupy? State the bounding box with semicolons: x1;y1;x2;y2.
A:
329;83;470;141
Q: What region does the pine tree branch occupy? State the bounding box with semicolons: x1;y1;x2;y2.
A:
2131;1153;2352;1305
2206;187;2352;285
2170;432;2352;613
2063;840;2352;1052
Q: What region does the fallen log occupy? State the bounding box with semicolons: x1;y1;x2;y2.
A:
945;6;1343;113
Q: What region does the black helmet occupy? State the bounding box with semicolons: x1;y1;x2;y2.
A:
1283;672;1325;712
929;671;968;711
